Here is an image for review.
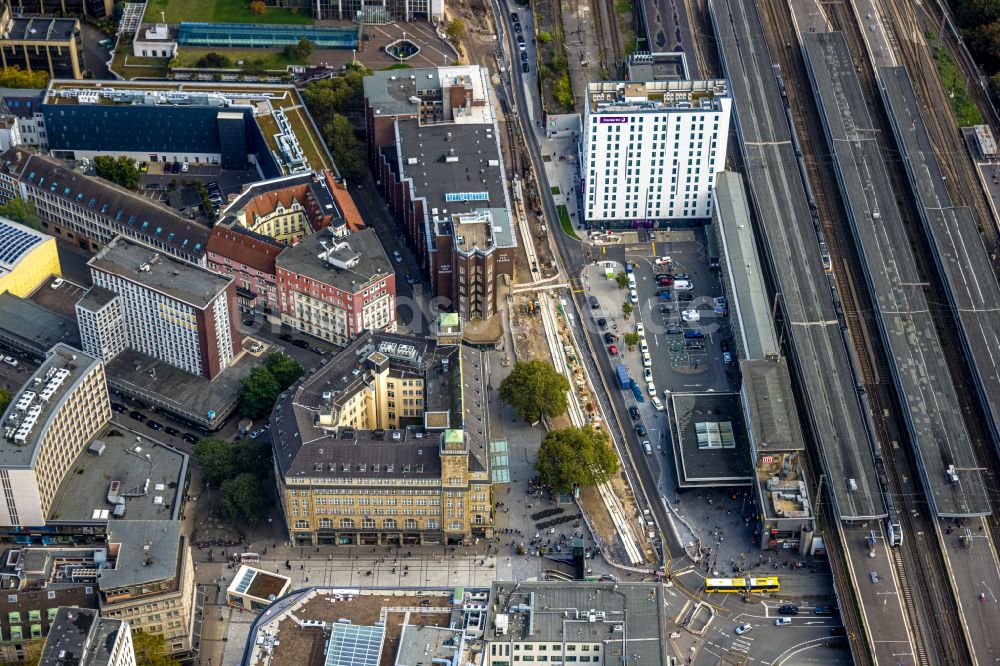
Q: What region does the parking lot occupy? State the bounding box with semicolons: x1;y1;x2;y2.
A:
29;276;88;318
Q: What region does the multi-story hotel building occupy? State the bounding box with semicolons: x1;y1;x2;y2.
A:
0;344;110;527
85;236;240;379
0;147;209;265
365;66;516;323
275;227;396;346
40;608;136;666
582;79;732;224
270;328;492;546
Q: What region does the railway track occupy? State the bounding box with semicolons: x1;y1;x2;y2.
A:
591;0;624;76
752;0;974;662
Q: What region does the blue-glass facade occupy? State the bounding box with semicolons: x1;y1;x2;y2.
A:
177;22;359;49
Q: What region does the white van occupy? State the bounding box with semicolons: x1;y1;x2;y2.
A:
673;279;694;292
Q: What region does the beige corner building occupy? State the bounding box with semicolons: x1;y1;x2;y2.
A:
270;320;493;546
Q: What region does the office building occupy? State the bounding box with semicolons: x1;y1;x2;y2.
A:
219;171;346;244
582;79;731;224
75;286;125;364
7;0;113;19
0;13;86;80
270;328;492;546
206;225;284;316
0;89;46;149
39;81;335;178
0;216;60;297
484;581;672;665
365;66;516;324
86;236;240;379
39;608;135;666
279;0;442;22
0;147;210;265
0;344;110;527
275;228;396;345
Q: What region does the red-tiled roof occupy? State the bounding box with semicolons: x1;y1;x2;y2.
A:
206;226;283;275
325;173;365;232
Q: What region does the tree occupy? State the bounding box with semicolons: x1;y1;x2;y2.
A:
284;38;316;61
323;113;366;179
622;302;632;319
94;155;140;190
193;437;234;487
444;19;466;43
535;425;619;493
498;359;570;423
266;352;304;391
194;52;232;69
132;631;181;666
248;0;267;14
239;366;280;419
537;30;553;43
623;332;640;350
301;63;371;124
0;67;48;89
0;197;39;229
615;271;630;289
220;473;267;524
233;440;272;479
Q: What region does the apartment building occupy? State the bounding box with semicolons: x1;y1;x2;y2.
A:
86;236;240;379
0;147;210;265
582;80;732;224
0;215;60;297
275;228;396;346
206;225;283;317
219;171;347;244
270;328;492;546
0;13;86;80
0;344;110;527
365;66;516;324
0;586;98;663
0;89;47;150
40;608;135;666
484;582;671;665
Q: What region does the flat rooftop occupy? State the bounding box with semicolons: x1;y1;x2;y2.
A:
0;344;100;468
228;565;290;601
0;216;50;278
586;79;729;113
711;0;885;519
5;17;77;43
365;65;493;123
669;392;753;487
395;625;462;665
396;121;514;249
275;228;393;294
880;65;1000;450
47;425;188;524
40;608;125;666
741;359;805;452
75;285;117;313
626;52;688;81
714;172;780;359
0;292;80;355
805;32;988;517
100;520;180;590
757;451;812;522
486;582;668;663
104;346;255;428
89;236;231;309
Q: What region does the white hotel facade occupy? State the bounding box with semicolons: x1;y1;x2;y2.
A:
582;80;732;224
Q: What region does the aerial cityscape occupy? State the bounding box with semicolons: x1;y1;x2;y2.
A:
0;0;993;663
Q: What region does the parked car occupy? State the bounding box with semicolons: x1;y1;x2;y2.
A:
181;162;189;173
723;351;733;365
734;624;752;635
310;346;327;356
164;427;180;436
629;288;638;303
129;411;146;421
778;605;799;615
635;323;645;336
522;62;530;73
146;420;163;430
278;333;293;342
682;310;700;322
604;332;617;344
635;424;646;436
654;256;671;266
243;318;256;326
666;325;683;334
608;345;617;355
642;441;652;455
597;317;607;328
720;340;730;352
2;356;17;367
678;293;694;302
510;11;519;20
393;250;403;262
520;51;528;62
249;428;266;439
405;274;416;285
643;367;653;382
589;295;600;309
293;339;310;349
514;22;522;33
183;433;200;444
111;402;127;414
50;278;64;289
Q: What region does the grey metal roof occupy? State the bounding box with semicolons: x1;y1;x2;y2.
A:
741;359;805;452
99;521;180;590
39;608;125;666
75;286;118;314
805;32;988;517
394;625;463;666
0;344;102;468
0;292;81;356
275;228;393;293
6;17;78;43
669;392;753;486
710;0;885;519
713;171;779;360
879;65;1000;447
89;235;232;310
